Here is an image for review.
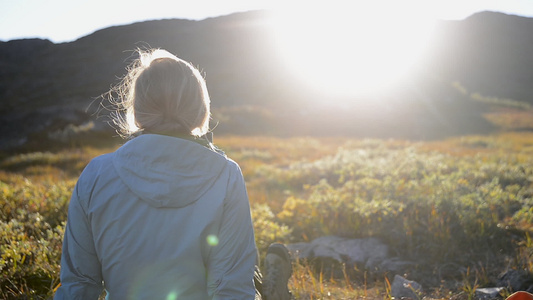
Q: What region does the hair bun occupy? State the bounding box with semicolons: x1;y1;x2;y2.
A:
106;48;211;138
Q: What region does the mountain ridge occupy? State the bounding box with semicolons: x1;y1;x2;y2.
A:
0;10;532;149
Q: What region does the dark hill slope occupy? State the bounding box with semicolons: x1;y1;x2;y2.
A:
0;11;531;149
428;11;533;103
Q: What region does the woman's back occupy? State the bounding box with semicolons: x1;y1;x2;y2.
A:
55;49;258;299
56;134;257;299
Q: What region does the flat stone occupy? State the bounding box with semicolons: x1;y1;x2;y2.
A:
475;287;505;299
390;274;422;300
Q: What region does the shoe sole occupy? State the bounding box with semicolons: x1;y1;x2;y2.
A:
267;243;292;276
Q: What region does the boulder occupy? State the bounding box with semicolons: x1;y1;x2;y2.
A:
475;287;505;300
390;274;422;300
498;270;533;293
286;235;419;278
286;236;388;267
371;257;417;274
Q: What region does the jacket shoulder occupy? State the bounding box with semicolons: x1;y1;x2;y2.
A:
223;156;244;176
83;153;114;174
75;153;114;197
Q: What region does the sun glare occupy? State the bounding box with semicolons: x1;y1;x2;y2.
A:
268;2;436;98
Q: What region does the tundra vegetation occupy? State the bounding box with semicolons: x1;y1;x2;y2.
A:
1;131;532;299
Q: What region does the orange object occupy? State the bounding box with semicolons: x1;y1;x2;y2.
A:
506;291;533;300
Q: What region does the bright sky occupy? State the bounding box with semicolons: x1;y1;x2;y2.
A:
1;0;533;43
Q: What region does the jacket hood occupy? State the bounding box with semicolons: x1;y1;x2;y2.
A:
112;134;228;208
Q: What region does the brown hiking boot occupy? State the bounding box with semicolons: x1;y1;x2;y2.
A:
262;243;292;300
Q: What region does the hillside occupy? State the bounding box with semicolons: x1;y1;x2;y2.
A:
0;10;532;149
428;11;533;103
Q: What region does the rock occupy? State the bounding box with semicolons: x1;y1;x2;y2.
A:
475;287;505;300
390;274;422;300
308;236;346;263
286;236;388;266
285;242;312;259
286;235;421;279
286;236;392;278
371;257;416;274
498;270;533;293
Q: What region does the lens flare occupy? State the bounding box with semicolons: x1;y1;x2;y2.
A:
166;291;178;300
207;234;219;246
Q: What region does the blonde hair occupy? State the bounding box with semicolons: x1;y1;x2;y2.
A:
109;49;210;137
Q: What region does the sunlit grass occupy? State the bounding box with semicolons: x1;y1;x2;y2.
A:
1;133;532;299
484;109;533;130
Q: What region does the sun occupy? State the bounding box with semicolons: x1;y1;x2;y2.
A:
267;2;437;98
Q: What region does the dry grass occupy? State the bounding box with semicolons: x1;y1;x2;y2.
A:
1;133;532;299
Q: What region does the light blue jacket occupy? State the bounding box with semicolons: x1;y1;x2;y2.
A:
55;134;257;299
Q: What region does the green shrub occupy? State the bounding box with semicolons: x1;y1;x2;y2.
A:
274;141;532;271
0;177;72;299
251;204;292;253
1;133;532;298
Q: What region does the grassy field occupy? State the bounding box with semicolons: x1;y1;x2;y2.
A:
1;132;532;299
